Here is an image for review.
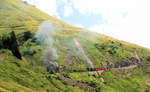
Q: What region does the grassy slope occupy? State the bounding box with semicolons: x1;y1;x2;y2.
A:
0;0;150;92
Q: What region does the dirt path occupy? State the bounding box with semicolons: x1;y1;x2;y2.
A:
115;65;137;70
111;65;137;78
143;77;150;87
59;74;96;92
0;54;6;62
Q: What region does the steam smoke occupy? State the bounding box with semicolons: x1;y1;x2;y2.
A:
35;21;58;73
74;38;94;68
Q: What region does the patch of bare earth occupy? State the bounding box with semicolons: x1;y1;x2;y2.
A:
22;57;28;62
0;54;6;62
141;64;150;73
129;51;141;63
0;87;10;92
143;77;150;87
59;75;96;92
88;71;104;77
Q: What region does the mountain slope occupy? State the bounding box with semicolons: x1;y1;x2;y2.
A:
0;0;150;92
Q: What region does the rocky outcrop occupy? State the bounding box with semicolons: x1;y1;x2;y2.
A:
101;58;143;69
114;61;132;68
1;31;22;59
114;58;141;68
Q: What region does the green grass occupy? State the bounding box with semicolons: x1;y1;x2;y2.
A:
0;51;84;92
0;0;150;91
67;70;150;92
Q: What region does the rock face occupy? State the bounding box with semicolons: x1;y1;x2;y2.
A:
101;58;143;69
114;61;131;68
114;59;140;68
2;31;22;59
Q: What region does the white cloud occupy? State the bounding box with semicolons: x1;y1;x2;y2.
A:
22;0;150;48
89;3;150;48
72;0;136;14
72;0;150;48
64;5;74;17
22;0;59;17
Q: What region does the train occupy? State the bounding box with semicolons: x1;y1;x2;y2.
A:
94;67;107;71
58;66;107;73
86;67;107;71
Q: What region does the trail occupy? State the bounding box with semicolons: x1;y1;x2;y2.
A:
64;65;137;77
59;74;96;92
116;65;137;70
74;38;94;68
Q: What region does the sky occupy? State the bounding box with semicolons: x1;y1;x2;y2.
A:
22;0;150;48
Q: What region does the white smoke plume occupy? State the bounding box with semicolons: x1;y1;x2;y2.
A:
74;38;94;68
35;21;58;73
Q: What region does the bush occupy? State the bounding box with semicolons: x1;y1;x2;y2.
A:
147;56;150;61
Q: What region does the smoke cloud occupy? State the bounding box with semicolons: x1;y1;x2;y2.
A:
35;21;58;73
74;38;94;68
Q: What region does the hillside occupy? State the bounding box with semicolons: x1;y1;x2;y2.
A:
0;0;150;92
